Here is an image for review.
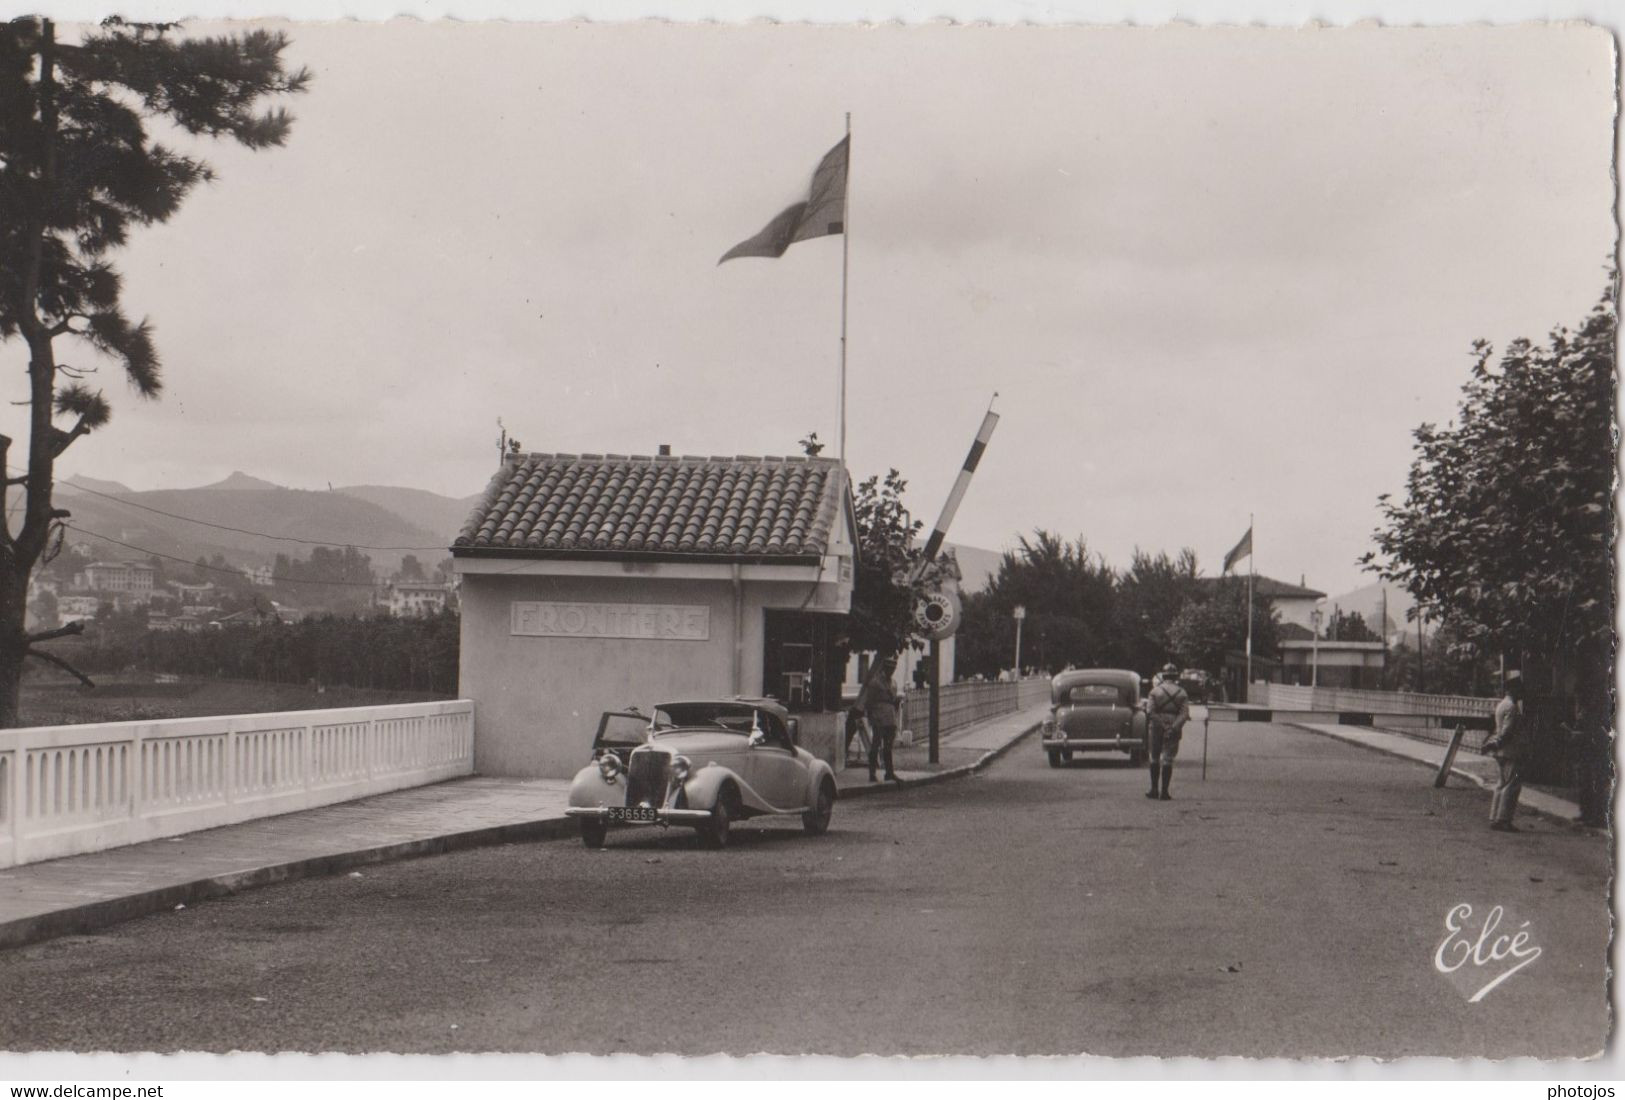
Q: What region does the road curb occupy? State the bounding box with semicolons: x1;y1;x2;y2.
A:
1284;722;1601;834
838;721;1041;800
0;816;579;952
3;721;1045;951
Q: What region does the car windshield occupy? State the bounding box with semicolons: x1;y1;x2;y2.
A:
595;713;652;750
1068;684;1128;706
655;702;761;734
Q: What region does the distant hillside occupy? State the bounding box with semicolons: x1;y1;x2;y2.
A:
194;471;284;492
59;474;135;496
58;482;449;573
336;485;484;543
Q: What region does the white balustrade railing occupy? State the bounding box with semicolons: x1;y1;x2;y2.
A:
0;700;474;869
1250;682;1495;717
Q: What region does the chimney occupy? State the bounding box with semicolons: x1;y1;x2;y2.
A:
658;444;672;457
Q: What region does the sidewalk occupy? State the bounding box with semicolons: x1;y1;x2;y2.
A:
835;700;1048;796
1287;721;1593;828
0;703;1046;950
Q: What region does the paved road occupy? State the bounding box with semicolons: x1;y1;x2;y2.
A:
0;721;1608;1057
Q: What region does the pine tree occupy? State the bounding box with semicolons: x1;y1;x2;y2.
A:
0;18;308;723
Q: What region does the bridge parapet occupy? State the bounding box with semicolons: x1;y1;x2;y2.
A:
0;700;474;869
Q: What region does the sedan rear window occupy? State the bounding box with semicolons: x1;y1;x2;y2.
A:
1069;684;1128;706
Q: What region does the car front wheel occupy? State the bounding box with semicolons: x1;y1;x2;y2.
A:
700;792;733;849
803;781;834;835
580;819;607;849
1047;750;1063;768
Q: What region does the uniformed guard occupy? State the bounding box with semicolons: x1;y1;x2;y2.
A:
1146;662;1190;801
1483;670;1530;832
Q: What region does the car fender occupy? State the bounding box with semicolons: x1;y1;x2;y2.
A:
567;765;627;809
681;765;747;812
803;759;837;806
1131;709;1148;743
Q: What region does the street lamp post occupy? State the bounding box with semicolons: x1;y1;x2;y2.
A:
1012;605;1026;677
1310;607;1323;689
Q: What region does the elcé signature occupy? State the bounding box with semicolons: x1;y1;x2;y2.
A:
1434;903;1543;1002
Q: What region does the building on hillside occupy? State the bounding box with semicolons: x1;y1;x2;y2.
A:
1280;639;1386;689
241;564;275;587
170;581;217;604
82;561;158;599
453;450;857;779
57;594;102;622
207;599;300;628
376;581;453;617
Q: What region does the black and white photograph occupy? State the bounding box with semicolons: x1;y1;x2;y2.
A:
0;3;1616;1081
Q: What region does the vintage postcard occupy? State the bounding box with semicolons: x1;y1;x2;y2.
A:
0;11;1613;1081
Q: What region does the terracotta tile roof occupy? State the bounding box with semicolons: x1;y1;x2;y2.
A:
1199;575;1326;600
454;452;850;561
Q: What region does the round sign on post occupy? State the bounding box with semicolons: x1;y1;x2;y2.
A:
913;587;962;640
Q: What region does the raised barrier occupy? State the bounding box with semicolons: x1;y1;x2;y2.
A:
0;700;474;869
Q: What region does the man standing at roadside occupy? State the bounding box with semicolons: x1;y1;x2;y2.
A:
1483;670;1530;832
858;655;902;783
1146;662;1190;801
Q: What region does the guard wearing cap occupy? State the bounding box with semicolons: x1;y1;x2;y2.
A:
1146;663;1190;801
1482;670;1530;832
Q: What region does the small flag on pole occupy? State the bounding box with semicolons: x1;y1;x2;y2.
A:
1222;526;1253;574
719;136;849;263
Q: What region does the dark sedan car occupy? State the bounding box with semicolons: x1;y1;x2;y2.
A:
1039;668;1149;767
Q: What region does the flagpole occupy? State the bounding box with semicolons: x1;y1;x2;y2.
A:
1245;513;1255;694
838;112;851;468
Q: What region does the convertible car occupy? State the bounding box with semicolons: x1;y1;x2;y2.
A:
1039;668;1149;767
565;698;838;849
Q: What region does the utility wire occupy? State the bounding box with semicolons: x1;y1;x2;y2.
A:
17;467;456;552
61;522;558;590
64;524;400;589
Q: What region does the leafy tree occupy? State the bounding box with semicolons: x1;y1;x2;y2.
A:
0;18;308;723
1362;288;1615;705
1113;547;1201;671
397;554;426;581
1167;579;1280;673
1322;608;1379;643
846;469;937;658
962;530;1117;675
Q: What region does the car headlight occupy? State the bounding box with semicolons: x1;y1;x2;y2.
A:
672;754;692;782
598;754;622;784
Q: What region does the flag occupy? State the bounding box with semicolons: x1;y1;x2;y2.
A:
1222;526;1253;574
719;136;848;263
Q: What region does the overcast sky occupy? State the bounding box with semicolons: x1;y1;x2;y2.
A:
12;20;1614;596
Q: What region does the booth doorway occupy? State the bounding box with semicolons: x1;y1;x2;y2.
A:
762;610;846;713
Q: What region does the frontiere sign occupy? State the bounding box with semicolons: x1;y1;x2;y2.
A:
510;601;710;641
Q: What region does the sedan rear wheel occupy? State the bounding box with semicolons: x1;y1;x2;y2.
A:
803;781;835;835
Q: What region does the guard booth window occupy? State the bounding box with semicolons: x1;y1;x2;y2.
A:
762;610;845;713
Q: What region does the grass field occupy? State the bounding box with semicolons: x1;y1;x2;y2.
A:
18;676;454;728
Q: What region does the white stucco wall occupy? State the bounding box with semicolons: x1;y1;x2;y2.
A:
457;562;850;778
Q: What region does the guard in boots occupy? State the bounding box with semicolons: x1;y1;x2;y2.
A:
1146;663;1190;800
1483;670;1530;832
